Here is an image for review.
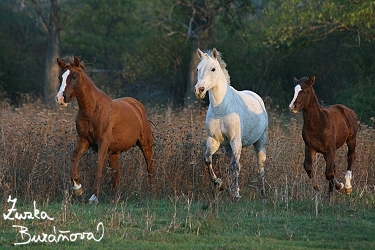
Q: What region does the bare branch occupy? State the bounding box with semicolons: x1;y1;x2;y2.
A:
29;0;49;33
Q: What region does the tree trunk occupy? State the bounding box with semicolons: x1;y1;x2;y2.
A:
44;29;60;104
30;0;61;105
185;37;209;108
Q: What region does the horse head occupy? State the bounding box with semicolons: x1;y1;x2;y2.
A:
56;56;85;107
289;75;315;113
194;48;229;99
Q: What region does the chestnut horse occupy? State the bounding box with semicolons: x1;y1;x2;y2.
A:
56;56;154;204
289;75;358;200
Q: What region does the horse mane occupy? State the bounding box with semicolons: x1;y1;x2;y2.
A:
61;55;86;70
206;49;231;85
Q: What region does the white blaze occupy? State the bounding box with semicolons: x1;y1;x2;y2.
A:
56;70;70;106
289;84;302;110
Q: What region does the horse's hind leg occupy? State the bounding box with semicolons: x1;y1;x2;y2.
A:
108;153;120;194
229;137;242;199
138;135;154;185
345;135;356;194
304;146;318;190
204;137;222;189
254;133;267;199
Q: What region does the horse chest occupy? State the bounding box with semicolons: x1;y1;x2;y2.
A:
206;113;241;144
76;118;111;145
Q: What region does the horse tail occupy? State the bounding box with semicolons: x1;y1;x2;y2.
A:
146;119;159;142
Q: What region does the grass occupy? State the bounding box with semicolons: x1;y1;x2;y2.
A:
0;100;375;249
1;192;375;249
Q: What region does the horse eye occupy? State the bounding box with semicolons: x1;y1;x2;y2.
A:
73;75;77;80
211;68;215;72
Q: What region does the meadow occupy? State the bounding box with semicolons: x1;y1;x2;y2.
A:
1;101;375;249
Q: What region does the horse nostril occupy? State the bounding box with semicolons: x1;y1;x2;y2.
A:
199;87;205;93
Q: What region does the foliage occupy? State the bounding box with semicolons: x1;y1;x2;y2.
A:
1;0;375;122
0;0;45;103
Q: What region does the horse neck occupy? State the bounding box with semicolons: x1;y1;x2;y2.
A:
302;90;323;129
76;74;110;117
208;79;228;108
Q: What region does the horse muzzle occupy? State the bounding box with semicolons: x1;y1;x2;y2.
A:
289;104;298;113
194;86;206;99
56;94;68;107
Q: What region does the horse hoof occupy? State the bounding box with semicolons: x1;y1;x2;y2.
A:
214;178;223;190
88;194;98;204
73;187;83;196
232;195;241;202
345;187;352;194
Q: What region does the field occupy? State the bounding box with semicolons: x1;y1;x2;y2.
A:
1;101;375;249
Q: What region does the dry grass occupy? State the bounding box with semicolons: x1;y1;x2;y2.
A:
1;101;374;204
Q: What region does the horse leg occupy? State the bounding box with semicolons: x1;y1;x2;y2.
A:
345;136;356;194
229;137;242;200
138;137;154;185
108;152;120;195
254;133;267;199
324;149;344;201
204;137;222;189
89;139;109;204
304;146;318;190
71;137;90;196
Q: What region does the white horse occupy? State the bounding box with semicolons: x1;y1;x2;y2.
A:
194;48;268;199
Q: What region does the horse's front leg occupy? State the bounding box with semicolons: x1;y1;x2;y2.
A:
71;137;90;196
89;139;109;204
324;149;344;201
229;137;242;200
204;137;222;189
304;146;318;190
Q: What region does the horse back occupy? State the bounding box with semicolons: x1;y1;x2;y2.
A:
114;97;150;129
104;97;152;151
327;104;358;147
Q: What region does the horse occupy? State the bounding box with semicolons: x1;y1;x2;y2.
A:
55;56;154;204
194;48;268;200
289;75;358;201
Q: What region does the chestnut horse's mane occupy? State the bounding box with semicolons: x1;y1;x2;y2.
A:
60;55;86;70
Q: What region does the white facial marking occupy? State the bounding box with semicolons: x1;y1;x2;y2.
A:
56;70;70;106
289;84;302;111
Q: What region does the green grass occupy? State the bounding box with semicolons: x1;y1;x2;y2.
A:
1;192;375;249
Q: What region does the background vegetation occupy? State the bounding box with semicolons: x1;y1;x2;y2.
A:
1;1;375;248
0;0;374;123
0;102;375;248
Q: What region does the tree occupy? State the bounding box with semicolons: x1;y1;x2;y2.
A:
28;0;62;104
150;0;256;107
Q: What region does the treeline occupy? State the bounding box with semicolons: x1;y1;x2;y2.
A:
0;0;374;123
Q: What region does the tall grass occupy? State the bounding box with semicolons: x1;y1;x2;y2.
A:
0;101;374;206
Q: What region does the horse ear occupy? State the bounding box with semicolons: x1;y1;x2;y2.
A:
57;58;65;69
212;48;218;59
74;56;80;67
293;77;298;85
197;48;205;59
308;75;316;86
